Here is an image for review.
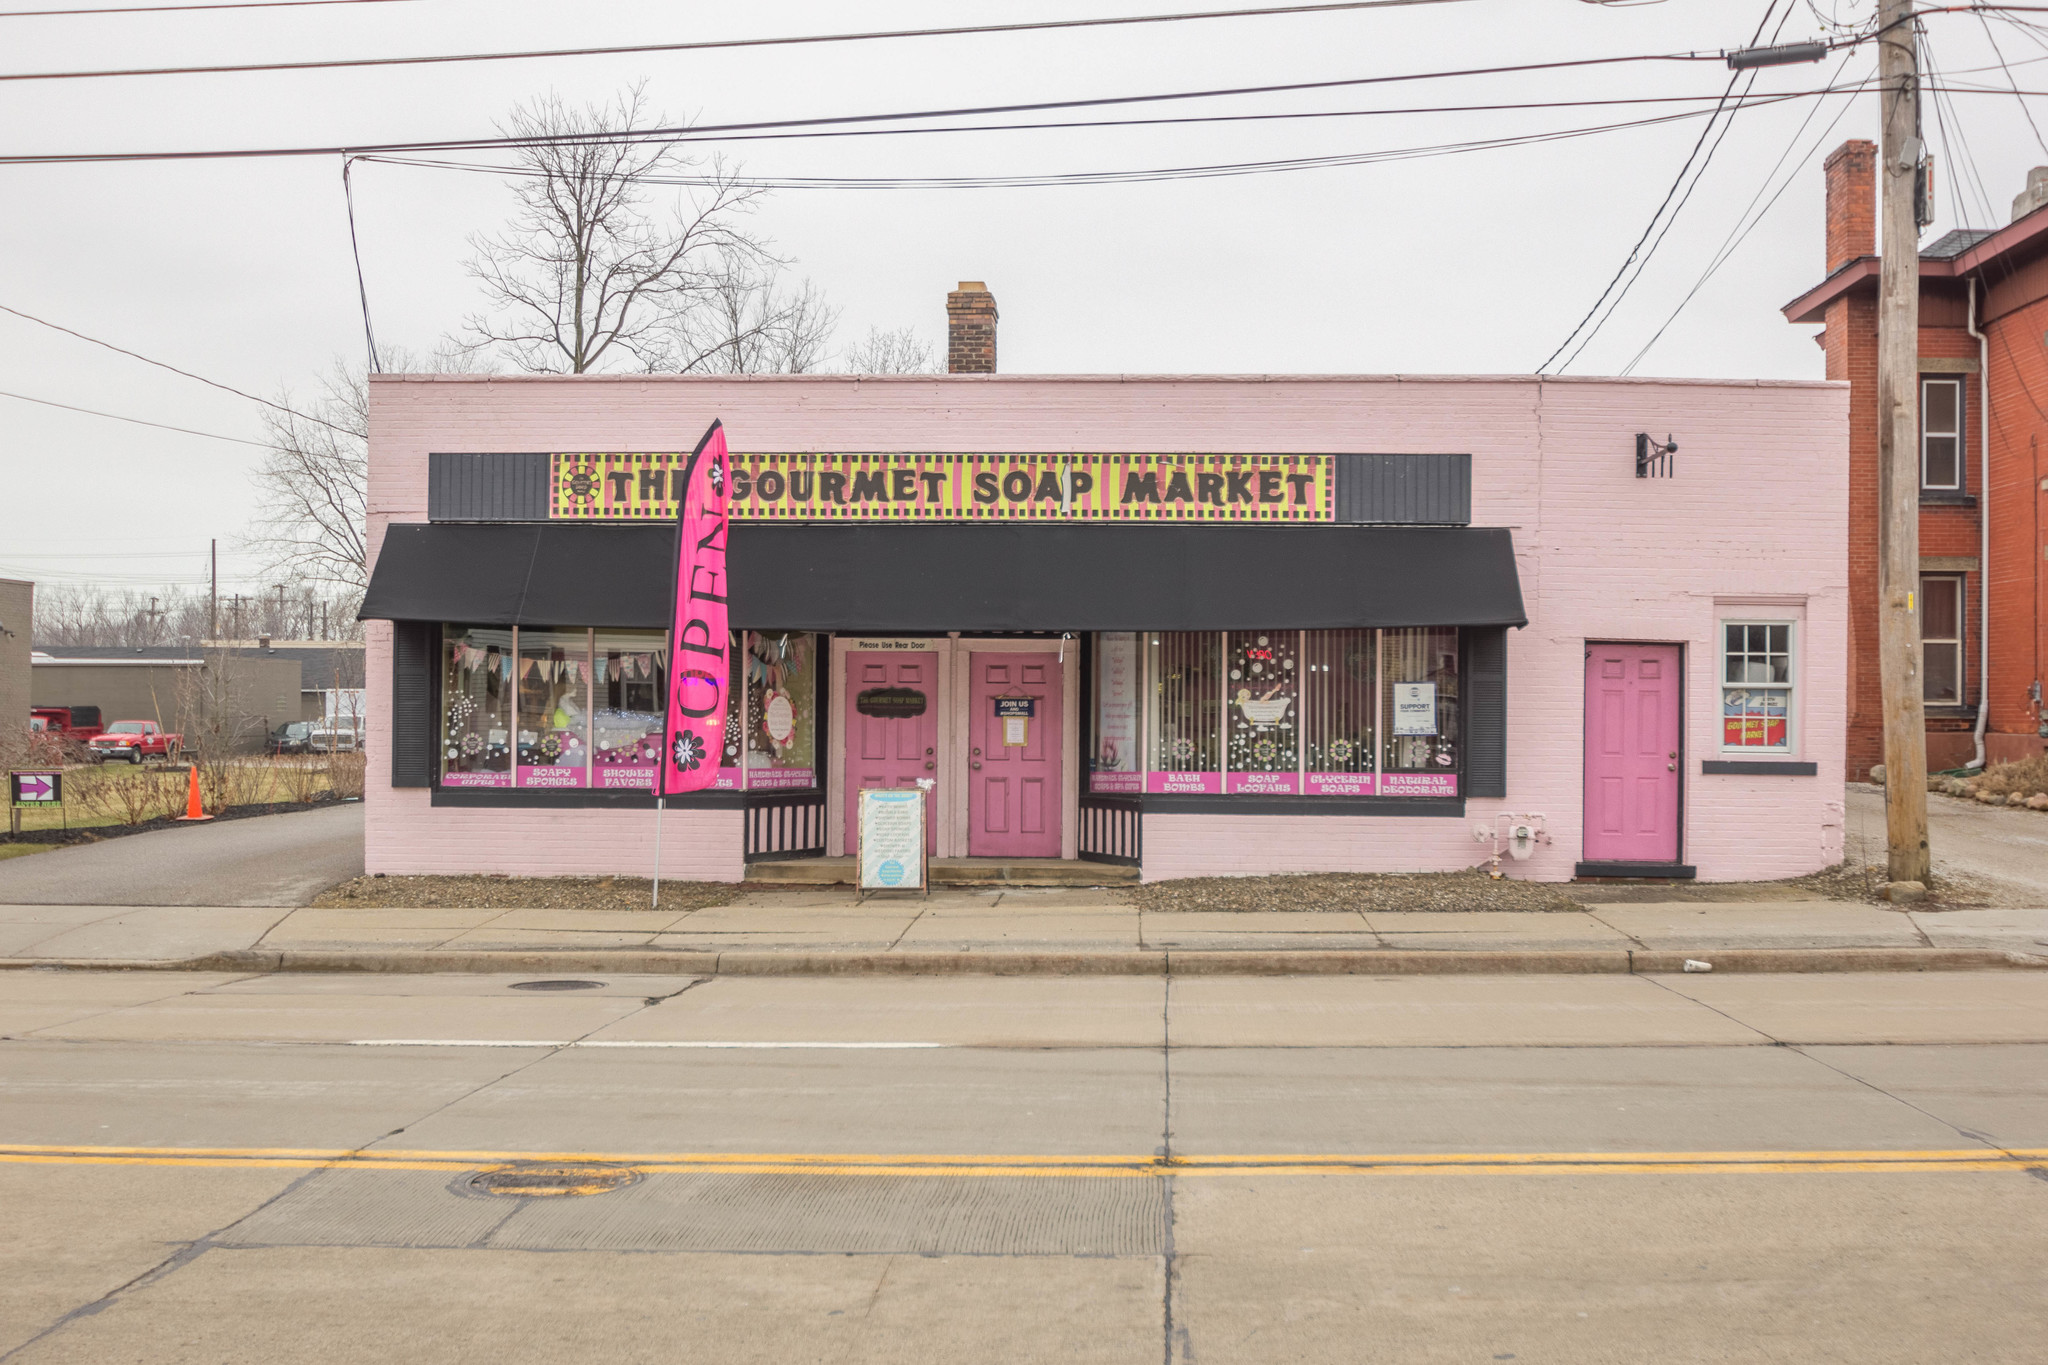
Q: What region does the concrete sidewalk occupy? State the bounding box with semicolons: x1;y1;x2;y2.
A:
2;890;2044;975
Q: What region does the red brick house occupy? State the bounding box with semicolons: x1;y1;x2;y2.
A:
1785;140;2048;778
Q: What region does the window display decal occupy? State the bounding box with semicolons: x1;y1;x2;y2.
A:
1147;631;1221;794
1226;632;1299;795
1090;632;1142;793
1391;682;1438;736
550;452;1335;523
441;627;512;787
745;632;816;790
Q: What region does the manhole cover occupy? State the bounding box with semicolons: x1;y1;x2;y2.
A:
460;1163;640;1198
508;979;605;991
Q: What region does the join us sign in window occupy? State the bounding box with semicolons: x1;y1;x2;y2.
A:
549;453;1336;522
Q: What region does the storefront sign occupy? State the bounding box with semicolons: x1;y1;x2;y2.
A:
1147;771;1221;794
1305;772;1376;797
1380;772;1457;797
1227;771;1298;795
857;688;929;718
550;453;1336;523
1391;683;1438;736
851;638;935;651
659;422;731;796
858;787;926;890
994;697;1034;747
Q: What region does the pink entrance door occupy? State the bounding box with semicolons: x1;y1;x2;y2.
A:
844;651;938;854
1583;643;1682;864
969;652;1062;859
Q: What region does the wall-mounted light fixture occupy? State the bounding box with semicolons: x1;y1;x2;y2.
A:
1635;433;1677;479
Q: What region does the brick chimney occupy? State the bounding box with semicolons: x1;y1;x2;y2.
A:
1824;140;1876;274
946;281;998;374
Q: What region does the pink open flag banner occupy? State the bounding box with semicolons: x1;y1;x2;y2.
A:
659;420;732;795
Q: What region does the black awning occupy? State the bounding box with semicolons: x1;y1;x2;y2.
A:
361;522;1527;631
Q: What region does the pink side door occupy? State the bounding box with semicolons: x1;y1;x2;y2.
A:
969;652;1062;859
1582;643;1683;864
844;651;938;854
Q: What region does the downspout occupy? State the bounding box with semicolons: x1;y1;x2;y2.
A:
1965;276;1991;770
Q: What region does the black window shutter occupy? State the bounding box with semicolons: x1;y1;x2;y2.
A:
1464;626;1507;798
390;621;437;788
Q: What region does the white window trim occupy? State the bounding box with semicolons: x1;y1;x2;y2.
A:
1718;618;1797;755
1920;375;1964;492
1918;574;1965;706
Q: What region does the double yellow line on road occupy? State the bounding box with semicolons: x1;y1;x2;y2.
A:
1;1143;2043;1177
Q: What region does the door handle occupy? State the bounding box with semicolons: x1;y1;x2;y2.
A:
1668;751;1678;759
970;761;982;770
924;761;934;771
972;747;982;756
1666;763;1676;771
925;747;934;756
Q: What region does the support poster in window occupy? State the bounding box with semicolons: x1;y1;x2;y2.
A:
1091;632;1141;793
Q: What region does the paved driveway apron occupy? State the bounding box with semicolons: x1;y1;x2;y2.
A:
0;805;363;907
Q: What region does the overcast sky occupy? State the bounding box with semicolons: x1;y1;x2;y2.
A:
5;0;2046;612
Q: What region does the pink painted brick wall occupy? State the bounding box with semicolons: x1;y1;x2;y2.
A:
365;374;1847;884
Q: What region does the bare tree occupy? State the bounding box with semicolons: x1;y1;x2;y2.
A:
676;267;840;375
843;325;940;375
249;359;369;595
460;87;774;374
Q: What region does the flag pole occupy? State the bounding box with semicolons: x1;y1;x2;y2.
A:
652;795;664;909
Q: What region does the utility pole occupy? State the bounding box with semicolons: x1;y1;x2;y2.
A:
209;539;218;642
1877;0;1931;885
273;583;287;638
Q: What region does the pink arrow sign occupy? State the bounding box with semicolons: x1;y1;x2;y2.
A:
15;774;56;801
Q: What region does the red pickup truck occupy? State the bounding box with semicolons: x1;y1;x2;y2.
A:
88;721;183;764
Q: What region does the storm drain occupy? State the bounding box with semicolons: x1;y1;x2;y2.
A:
460;1163;641;1198
508;980;606;992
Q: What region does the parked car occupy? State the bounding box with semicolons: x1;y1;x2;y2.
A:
88;720;182;764
30;705;103;744
268;721;314;755
309;725;363;753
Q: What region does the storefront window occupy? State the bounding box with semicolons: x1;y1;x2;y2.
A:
1147;632;1221;793
515;629;591;788
1303;629;1376;795
593;630;666;789
1090;632;1142;792
1722;622;1793;750
1380;627;1459;796
441;626;513;787
745;632;818;789
1225;631;1298;794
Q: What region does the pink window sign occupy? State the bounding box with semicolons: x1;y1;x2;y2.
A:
598;764;654;791
1227;771;1299;795
440;770;511;789
1090;771;1142;794
1306;772;1377;797
1380;772;1458;797
1147;771;1221;795
517;764;586;790
747;767;815;791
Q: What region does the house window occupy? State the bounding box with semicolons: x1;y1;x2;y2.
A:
1921;377;1963;490
1721;622;1794;751
1920;575;1963;705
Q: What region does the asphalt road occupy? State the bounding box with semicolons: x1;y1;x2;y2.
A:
0;804;363;907
2;970;2043;1363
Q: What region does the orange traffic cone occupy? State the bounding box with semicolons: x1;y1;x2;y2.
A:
176;764;212;822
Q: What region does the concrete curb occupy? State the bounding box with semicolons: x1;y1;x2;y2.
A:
3;947;2043;976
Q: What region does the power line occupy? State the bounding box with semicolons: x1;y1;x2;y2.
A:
0;301;356;435
1537;0;1785;373
1622;56;1874;374
0;387;270;446
0;0;414;17
0;0;1474;83
356;91;1827;193
0;50;1746;165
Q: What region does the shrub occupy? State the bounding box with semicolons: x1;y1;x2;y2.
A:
1971;755;2048;801
327;751;367;800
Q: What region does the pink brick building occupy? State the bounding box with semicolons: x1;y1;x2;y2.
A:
360;293;1847;884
